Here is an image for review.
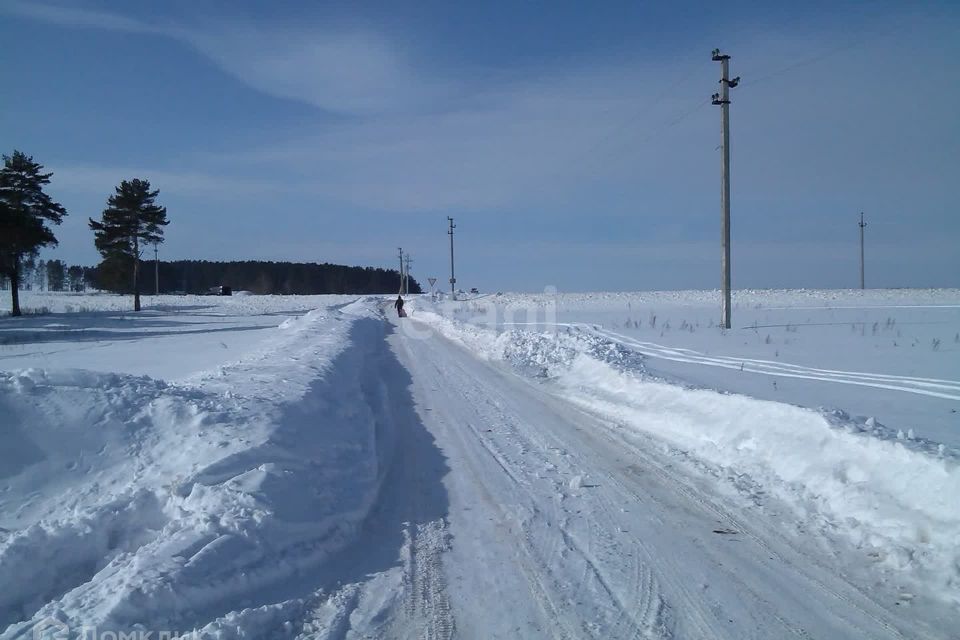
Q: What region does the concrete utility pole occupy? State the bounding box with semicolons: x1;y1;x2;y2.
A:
154;243;159;295
403;254;413;295
447;217;457;298
712;49;739;329
397;247;404;294
859;212;867;289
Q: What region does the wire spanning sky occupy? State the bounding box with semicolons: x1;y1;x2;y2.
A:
2;0;957;291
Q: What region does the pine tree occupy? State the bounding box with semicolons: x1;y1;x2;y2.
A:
67;265;85;291
46;259;67;291
0;150;67;316
20;255;36;291
35;259;47;291
89;178;168;311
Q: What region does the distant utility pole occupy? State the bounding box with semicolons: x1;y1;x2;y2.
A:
712;49;739;330
859;212;867;289
403;254;413;295
397;247;404;294
447;217;457;298
154;243;159;295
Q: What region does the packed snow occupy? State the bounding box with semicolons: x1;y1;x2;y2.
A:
1;289;958;638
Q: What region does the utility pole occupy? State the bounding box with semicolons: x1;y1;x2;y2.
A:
712;49;739;330
447;217;457;298
403;254;413;295
859;212;866;289
397;247;404;294
154;243;159;295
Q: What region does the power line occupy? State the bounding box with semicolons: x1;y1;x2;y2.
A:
635;97;712;144
741;41;865;89
572;54;706;163
736;9;945;92
522;53;712;189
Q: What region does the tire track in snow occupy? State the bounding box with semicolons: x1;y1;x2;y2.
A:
400;326;674;639
520;377;921;639
500;322;960;400
552;395;931;640
402;519;455;640
434;380;583;640
474;385;670;639
495;376;729;640
458;393;658;639
591;326;960;400
447;435;579;639
441;364;734;638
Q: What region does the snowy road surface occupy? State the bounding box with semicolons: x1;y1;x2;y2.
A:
2;291;958;639
378;313;949;639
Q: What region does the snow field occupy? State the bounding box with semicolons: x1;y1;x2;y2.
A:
0;291;330;316
410;294;960;606
3;289;958;637
0;292;363;379
0;297;405;637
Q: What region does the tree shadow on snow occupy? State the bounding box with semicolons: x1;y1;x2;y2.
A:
0;309;271;347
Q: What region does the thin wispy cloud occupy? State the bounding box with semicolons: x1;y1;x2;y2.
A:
1;0;164;35
2;1;460;116
187;27;464;116
2;1;956;288
3;2;717;211
8;2;955;219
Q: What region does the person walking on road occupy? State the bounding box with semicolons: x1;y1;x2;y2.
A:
394;295;406;318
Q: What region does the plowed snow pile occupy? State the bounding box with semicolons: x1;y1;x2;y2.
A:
0;296;400;638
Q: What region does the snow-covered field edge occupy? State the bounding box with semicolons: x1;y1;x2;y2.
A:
1;297;406;638
407;300;960;607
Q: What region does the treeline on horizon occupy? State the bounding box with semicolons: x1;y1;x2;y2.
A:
1;258;421;296
2;149;419;309
102;259;422;295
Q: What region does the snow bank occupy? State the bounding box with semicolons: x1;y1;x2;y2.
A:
413;305;960;605
0;298;401;637
409;309;641;377
558;356;960;601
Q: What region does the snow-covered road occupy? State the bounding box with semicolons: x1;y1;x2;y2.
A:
365;311;946;639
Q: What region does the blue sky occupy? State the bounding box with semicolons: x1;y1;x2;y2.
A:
1;0;958;292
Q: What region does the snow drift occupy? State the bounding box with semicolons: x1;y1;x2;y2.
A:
0;300;403;637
